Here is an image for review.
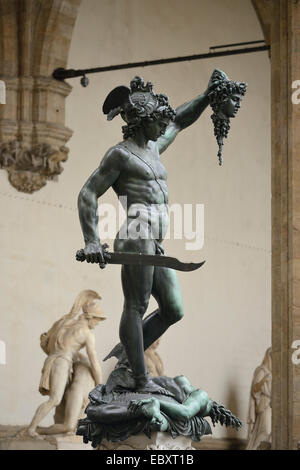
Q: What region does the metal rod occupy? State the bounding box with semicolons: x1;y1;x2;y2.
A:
53;45;270;81
209;40;266;50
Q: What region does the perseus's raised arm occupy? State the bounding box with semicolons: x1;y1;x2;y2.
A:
158;91;210;154
78;147;124;246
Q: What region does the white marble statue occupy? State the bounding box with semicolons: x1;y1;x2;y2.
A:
27;290;106;437
144;339;164;377
246;347;272;450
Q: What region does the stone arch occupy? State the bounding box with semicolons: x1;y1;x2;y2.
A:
33;0;80;76
251;0;272;46
0;0;18;77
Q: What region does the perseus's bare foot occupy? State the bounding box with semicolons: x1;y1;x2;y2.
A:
135;377;174;397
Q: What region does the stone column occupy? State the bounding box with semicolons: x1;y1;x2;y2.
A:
253;0;300;450
271;0;300;451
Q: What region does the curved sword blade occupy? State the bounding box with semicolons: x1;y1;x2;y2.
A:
107;252;205;271
76;249;205;272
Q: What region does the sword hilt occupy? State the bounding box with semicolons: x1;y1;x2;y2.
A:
76;249;85;262
75;244;110;267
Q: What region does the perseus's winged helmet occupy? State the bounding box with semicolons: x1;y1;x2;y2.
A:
102;76;176;123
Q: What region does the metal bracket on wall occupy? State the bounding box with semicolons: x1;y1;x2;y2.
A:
53;40;270;87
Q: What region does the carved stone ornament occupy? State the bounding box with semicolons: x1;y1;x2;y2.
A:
0;140;68;193
0;0;81;192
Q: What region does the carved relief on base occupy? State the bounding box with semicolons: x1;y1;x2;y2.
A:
0;140;69;193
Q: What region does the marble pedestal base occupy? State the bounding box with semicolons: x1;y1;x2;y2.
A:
98;432;194;450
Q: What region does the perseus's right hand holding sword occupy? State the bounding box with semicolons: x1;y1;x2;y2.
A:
76;245;205;272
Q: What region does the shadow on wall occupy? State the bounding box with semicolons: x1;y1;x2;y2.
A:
225;381;241;439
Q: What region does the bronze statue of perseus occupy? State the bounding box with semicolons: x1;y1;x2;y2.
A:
77;72;246;396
